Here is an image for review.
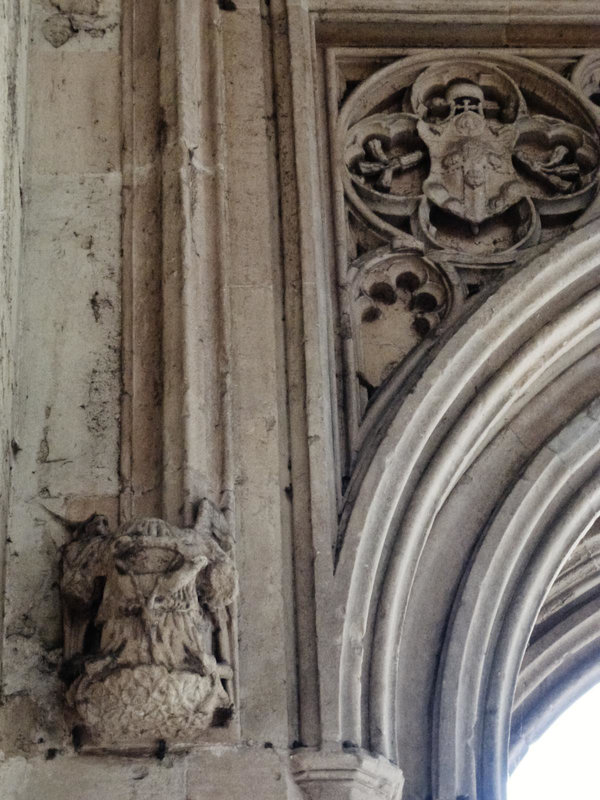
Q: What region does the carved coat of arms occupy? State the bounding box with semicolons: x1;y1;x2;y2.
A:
417;83;524;231
343;59;600;260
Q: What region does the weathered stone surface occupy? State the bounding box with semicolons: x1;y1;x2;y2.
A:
42;15;75;47
35;0;120;50
28;51;120;174
0;0;122;761
186;749;301;800
3;2;600;800
290;749;404;800
0;748;300;800
0;0;29;707
60;508;237;749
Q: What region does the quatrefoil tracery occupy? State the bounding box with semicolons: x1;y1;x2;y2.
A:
342;57;600;266
337;53;600;415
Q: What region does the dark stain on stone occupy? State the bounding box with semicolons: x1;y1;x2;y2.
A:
90;291;101;322
71;725;85;752
155;739;167;760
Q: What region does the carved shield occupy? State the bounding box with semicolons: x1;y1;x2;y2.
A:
417;113;525;225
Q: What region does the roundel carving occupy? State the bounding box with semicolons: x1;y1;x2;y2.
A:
342;55;600;266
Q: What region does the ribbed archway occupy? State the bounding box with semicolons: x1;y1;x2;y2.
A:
331;221;600;800
509;522;600;770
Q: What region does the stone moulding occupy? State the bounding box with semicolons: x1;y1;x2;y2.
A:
330;221;600;799
290;749;404;800
272;5;600;798
59;500;237;750
437;397;600;799
509;527;600;769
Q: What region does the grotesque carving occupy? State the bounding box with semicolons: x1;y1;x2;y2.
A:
60;502;236;748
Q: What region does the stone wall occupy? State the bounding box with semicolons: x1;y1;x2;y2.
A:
0;0;29;705
0;0;300;795
0;0;122;760
1;2;600;800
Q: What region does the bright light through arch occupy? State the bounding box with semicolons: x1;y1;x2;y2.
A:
508;681;600;800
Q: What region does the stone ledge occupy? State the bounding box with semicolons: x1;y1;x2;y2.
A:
290;749;404;800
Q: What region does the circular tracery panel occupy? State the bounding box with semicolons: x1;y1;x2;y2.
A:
341;54;600;267
572;54;600;108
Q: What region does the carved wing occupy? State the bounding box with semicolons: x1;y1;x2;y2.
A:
60;524;109;660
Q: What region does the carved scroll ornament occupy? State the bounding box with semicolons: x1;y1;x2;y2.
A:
60;503;236;748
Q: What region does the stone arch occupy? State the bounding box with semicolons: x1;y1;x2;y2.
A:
332;220;600;799
436;399;600;799
509;524;600;769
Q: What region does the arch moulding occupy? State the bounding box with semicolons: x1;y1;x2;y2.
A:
323;222;600;799
269;7;600;800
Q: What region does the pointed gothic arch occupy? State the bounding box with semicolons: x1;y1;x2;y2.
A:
330;221;600;799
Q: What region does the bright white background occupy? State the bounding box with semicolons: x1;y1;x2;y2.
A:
508;681;600;800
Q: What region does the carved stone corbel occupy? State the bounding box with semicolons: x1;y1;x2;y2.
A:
59;500;237;749
290;749;404;800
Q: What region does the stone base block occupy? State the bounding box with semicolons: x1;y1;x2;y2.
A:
290;749;404;800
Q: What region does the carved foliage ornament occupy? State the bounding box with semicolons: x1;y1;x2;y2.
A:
60;502;237;748
350;250;456;392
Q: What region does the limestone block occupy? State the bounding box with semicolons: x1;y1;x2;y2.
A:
186;749;296;800
222;7;281;288
18;173;121;496
229;285;292;746
27;50;120;174
290;749;404;800
0;754;186;800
